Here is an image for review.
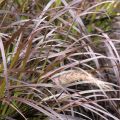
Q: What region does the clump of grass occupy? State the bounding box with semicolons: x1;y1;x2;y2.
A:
0;0;120;120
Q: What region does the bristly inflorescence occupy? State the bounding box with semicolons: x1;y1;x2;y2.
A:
51;70;113;90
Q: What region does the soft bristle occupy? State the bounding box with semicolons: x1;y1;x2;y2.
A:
51;70;113;90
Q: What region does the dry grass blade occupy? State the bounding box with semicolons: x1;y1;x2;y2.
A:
12;97;62;120
83;104;119;120
48;114;85;120
0;36;10;98
7;102;27;120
